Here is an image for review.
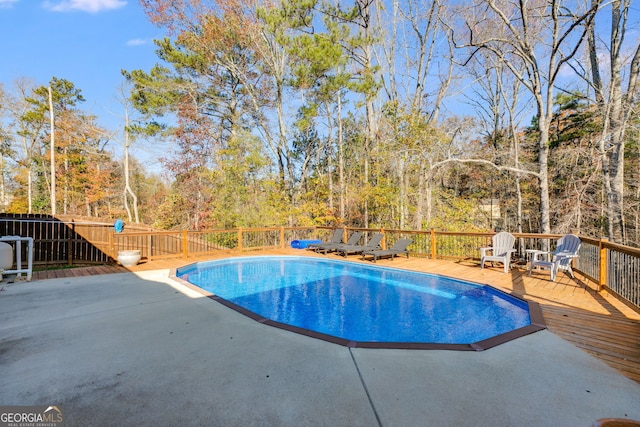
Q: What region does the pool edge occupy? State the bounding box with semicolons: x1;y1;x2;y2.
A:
169;260;547;351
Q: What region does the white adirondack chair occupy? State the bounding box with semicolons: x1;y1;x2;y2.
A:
480;231;517;273
528;234;581;282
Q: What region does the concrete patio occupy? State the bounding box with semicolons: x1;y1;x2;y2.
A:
1;268;640;426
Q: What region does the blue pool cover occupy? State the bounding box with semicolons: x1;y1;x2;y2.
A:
291;239;322;249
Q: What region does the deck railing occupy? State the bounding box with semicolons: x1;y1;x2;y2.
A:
1;217;638;309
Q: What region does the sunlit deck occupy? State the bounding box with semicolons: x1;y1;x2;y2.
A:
31;248;640;383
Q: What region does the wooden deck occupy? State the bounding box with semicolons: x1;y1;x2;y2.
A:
30;248;640;384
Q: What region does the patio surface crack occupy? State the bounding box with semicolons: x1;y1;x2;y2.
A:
349;348;383;427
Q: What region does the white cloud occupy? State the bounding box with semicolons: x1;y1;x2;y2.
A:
0;0;19;9
126;38;147;46
43;0;126;13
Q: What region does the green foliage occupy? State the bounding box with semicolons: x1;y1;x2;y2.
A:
549;92;601;149
203;132;280;228
153;193;192;229
121;61;182;137
30;77;85;111
424;190;486;232
208;232;238;250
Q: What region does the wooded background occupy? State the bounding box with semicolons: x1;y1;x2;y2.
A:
1;0;639;246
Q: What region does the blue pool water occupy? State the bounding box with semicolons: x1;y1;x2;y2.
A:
176;256;534;345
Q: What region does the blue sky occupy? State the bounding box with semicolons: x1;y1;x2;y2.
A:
0;0;165;169
2;0;639;174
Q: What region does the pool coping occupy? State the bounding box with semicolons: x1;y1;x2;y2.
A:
168;259;546;351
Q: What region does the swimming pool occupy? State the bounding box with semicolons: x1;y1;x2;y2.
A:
174;256;545;350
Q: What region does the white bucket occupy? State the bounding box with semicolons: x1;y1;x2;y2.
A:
0;242;13;270
117;250;141;267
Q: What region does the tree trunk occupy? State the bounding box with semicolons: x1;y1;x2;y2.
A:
123;109;140;223
0;155;4;211
48;86;56;216
398;155;406;229
415;158;426;229
537;119;552;235
607;138;626;241
589;0;640;242
325;102;334;213
27;167;32;214
63;149;68;215
337;94;346;220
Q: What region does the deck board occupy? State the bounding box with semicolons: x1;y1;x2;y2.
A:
30;248;640;383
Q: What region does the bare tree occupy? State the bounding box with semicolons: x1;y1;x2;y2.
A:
123;108;140;223
321;0;382;227
110;85;141;223
465;49;533;234
453;0;599;234
5;79;45;214
0;84;14;211
376;0;455;228
583;0;640;242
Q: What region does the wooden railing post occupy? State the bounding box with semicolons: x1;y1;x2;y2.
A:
599;238;608;291
238;227;243;251
182;230;188;258
67;220;74;266
430;229;436;260
280;226;285;249
148;234;153;259
109;231;115;260
380;228;386;250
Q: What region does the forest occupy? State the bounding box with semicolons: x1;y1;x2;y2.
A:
0;0;639;246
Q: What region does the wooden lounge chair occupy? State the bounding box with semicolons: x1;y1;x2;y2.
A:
480;231;516;273
361;238;411;262
335;233;384;257
528;234;581;281
316;231;363;255
307;229;343;251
